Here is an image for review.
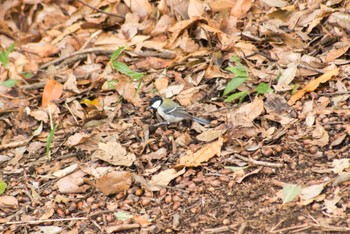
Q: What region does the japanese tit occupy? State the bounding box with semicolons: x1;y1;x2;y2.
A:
149;95;210;125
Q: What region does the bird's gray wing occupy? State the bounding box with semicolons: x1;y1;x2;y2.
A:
163;106;193;119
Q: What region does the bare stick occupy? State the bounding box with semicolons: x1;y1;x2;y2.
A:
235;154;283;168
76;0;124;18
5;217;88;225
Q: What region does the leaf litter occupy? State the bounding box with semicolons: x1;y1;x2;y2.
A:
1;0;350;233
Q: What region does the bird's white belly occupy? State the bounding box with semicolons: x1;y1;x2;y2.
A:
158;108;184;123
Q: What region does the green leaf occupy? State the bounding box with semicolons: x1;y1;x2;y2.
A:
107;80;118;89
1;79;18;88
8;43;15;53
226;65;248;78
114;211;133;221
230;55;241;63
291;83;299;94
0;180;7;195
256;82;273;94
112;61;144;81
282;183;302;204
224;166;248;172
46;125;57;161
110;46;126;61
0;43;15;67
22;72;32;79
223;78;248;96
224;91;248;103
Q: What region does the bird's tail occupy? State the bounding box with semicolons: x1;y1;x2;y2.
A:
192;116;210;125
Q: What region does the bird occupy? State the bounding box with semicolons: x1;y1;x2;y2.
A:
149;95;210;125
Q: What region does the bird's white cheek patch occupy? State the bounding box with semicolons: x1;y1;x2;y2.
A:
151;100;161;109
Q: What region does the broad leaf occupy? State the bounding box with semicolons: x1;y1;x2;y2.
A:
282;183;301;204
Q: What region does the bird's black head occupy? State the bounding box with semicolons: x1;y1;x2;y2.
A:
149;95;163;109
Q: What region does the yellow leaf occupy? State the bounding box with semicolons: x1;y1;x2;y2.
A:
177;137;223;167
288;67;339;105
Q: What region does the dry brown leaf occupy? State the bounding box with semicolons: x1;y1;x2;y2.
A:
288;67;339;105
324;41;350;63
92;142;136;166
154;77;169;92
228;97;264;128
42;80;63;108
209;0;234;12
114;75;143;107
264;93;290;114
55;170;89;194
65;133;92;147
22;42;59;58
188;0;204;18
96;171;133;195
196;129;226;142
328;12;350;32
29;109;49;123
53;164;78;178
0;196;18;210
273;62;298;91
230;0;252;18
177;137;223;167
149;168;186;191
310;121;329;147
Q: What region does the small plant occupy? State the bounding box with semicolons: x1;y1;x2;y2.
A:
0;43;18;88
0;180;7;195
110;46;144;93
223;55;272;103
0;43;15;68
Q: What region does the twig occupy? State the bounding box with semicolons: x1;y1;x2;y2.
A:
201;223;239;234
235;154;284;168
40;48;115;69
127;50;176;59
106;223;140;233
237;221;247;234
4;217;88;225
320;91;350;96
310;223;350;232
76;0;124;18
298;63;324;74
270;224;309;233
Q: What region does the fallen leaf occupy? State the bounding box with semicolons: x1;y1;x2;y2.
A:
264;93;290;114
177;137;223;167
273;62;298;91
53;164;78;178
92;142;136;166
230;0;252;18
113;75;143;107
324;187;345;216
55;170;89;194
29;109;49;123
196;129;226;142
42;80;63;108
65;133;92;147
324;41;350;63
288;67;339;105
149;168;186;191
282;183;301;204
0;195;18;210
332;159;350;174
310;121;329;146
96;171;133;195
38;226;63;234
227;97;264;127
300;183;324;201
